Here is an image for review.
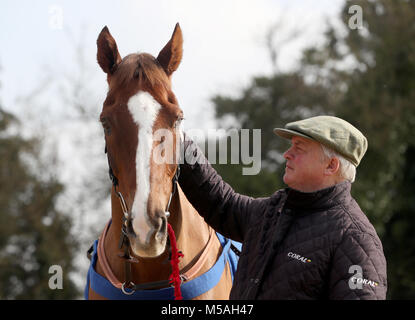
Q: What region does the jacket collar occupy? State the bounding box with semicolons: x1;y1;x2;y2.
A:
284;181;352;212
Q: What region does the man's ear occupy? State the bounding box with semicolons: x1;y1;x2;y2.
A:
97;26;122;75
156;23;183;77
325;157;340;176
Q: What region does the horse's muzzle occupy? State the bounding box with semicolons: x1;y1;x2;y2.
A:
127;214;168;258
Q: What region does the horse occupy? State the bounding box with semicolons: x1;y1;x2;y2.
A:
85;24;240;300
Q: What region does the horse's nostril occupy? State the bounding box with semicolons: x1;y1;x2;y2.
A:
153;217;166;242
159;217;167;234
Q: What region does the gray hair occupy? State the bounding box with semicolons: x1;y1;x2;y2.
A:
320;144;356;183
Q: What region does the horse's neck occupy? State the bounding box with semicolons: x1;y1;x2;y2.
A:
169;184;212;267
103;184;211;284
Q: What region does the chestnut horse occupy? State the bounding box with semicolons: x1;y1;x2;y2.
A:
85;24;240;300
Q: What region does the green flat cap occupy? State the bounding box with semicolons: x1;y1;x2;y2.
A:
273;116;368;167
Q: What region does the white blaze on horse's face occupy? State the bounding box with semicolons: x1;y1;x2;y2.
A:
127;90;163;256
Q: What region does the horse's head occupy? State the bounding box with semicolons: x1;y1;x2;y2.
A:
97;24;184;258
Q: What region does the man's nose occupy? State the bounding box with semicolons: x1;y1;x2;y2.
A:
283;148;293;160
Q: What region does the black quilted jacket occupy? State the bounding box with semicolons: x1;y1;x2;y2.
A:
178;139;387;300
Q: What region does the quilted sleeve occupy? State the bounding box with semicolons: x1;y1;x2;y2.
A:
178;134;263;242
328;228;387;300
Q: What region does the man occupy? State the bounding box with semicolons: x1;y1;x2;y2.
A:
178;115;387;299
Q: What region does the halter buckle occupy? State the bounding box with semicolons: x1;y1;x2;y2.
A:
121;282;136;295
180;274;188;283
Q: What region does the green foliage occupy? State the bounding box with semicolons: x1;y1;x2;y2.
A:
210;0;415;299
0;108;80;299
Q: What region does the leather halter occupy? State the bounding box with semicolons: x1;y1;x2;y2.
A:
102;143;217;295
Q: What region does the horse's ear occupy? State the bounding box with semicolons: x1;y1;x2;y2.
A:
157;23;183;76
97;26;122;75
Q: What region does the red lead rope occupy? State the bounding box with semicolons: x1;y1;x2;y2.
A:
167;223;184;300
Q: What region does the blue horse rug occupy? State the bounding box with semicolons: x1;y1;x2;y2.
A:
84;232;241;300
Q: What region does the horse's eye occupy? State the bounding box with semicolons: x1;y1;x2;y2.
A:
101;118;111;135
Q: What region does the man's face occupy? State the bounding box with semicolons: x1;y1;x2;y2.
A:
283;136;328;192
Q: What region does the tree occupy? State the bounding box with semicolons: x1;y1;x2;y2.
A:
0;107;80;299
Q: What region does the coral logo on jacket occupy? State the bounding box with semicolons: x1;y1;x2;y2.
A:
287;252;312;263
348;265;379;289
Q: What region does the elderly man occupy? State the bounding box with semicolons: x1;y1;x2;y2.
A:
178;115;387;299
